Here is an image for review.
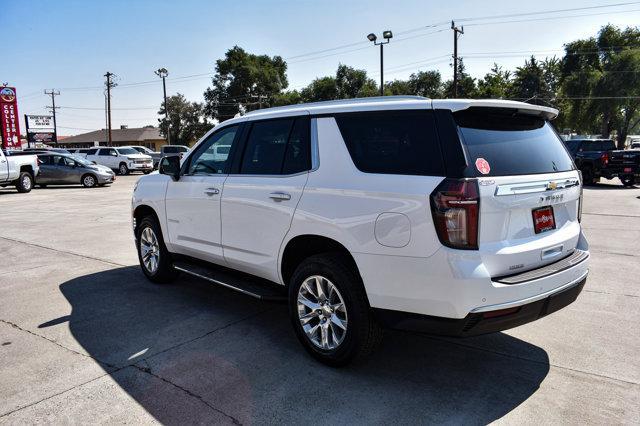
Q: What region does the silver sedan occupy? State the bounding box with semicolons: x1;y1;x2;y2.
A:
36;153;115;188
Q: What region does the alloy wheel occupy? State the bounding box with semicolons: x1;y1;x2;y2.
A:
83;175;95;187
140;227;160;274
297;275;348;350
22;175;32;190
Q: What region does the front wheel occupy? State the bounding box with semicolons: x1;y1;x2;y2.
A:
119;163;129;175
81;174;97;188
136;215;177;283
16;172;33;193
621;175;635;187
288;254;383;367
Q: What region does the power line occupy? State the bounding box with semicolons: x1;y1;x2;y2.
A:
464;7;640;27
455;1;640;22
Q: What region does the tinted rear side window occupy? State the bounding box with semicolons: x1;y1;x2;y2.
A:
335;110;444;176
454;108;574;176
240;119;293;174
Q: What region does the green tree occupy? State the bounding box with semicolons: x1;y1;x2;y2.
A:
443;60;477;98
335;64;378;98
408;70;443;98
158;94;210;146
384;79;412;95
300;76;339;102
203;46;288;121
560;25;640;146
477;63;511;98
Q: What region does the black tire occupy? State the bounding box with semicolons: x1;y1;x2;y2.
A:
81;174;97;188
143;170;152;175
288;253;383;367
621;175;635;187
119;162;130;175
581;166;595;185
136;215;178;283
15;172;33;193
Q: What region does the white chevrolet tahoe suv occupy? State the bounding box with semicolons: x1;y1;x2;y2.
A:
132;97;589;366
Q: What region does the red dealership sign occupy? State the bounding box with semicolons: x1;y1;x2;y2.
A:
0;87;21;149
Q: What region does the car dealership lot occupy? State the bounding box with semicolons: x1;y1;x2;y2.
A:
0;176;638;424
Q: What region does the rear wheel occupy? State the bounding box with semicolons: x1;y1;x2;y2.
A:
16;172;33;193
119;163;129;175
81;174;97;188
136;215;177;283
288;254;382;367
621;175;635;187
581;166;595;185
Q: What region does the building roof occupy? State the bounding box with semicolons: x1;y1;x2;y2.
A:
61;127;164;144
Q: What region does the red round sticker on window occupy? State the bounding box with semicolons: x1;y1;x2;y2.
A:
475;158;491;175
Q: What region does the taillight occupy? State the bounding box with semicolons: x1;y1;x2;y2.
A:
600;152;609;166
430;178;480;250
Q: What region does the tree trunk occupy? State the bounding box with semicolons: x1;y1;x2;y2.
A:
600;110;611;139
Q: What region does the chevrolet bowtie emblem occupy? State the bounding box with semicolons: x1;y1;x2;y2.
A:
547;181;558;190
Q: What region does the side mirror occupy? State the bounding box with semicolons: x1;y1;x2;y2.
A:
159;156;181;180
112;152;118;156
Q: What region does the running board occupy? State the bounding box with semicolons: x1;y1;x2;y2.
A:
172;260;287;302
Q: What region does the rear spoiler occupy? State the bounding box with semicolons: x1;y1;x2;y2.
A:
434;100;559;120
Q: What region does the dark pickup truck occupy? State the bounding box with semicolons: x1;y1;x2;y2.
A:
563;139;640;187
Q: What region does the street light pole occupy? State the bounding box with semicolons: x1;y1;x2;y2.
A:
367;31;393;96
155;68;170;145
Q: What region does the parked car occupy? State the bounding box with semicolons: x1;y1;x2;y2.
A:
36;153;115;188
85;147;153;175
563;138;640;186
630;141;640;150
23;147;72;155
132;97;589;366
129;145;190;168
0;149;39;193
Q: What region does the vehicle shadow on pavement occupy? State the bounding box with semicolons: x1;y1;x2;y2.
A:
51;266;550;424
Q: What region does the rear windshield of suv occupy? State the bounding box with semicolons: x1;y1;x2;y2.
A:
454;108;574;177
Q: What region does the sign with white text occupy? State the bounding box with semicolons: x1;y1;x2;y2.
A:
0;87;21;149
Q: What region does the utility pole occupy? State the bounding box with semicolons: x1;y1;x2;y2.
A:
451;21;464;97
104;72;115;146
44;89;60;144
155;68;170;144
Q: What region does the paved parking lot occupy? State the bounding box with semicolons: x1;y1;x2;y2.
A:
0;176;638;424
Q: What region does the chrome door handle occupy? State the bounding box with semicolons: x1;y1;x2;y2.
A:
269;191;291;201
204;187;220;196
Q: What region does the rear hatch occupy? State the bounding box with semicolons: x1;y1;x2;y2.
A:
454;107;581;278
609;150;640;173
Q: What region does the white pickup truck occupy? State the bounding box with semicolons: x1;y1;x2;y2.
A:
0;149;39;193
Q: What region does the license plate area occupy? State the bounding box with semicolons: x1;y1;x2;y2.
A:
624;167;632;173
532;206;556;234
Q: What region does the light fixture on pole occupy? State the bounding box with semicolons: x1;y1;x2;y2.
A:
367;30;393;96
155;67;170;144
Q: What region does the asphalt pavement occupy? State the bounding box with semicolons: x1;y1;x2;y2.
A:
0;175;638;424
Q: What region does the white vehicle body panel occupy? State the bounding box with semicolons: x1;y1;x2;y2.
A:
0;150;39;183
132;97;589;321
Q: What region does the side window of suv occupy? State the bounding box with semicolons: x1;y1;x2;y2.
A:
239;117;311;175
187;125;239;175
335;110;444;176
86;148;97;155
97;149;113;156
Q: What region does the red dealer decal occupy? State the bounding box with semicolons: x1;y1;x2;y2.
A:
475;157;491;175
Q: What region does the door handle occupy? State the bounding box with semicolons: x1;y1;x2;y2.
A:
204;187;220;196
269;191;291;201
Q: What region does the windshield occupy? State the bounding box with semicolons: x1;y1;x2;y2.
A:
164;146;188;153
454;108;575;177
70;155;93;166
117;148;139;155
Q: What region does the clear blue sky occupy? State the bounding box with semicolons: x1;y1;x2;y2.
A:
4;0;640;135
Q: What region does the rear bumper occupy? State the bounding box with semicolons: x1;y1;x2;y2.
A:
129;163;153;171
355;231;590;319
374;276;586;336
